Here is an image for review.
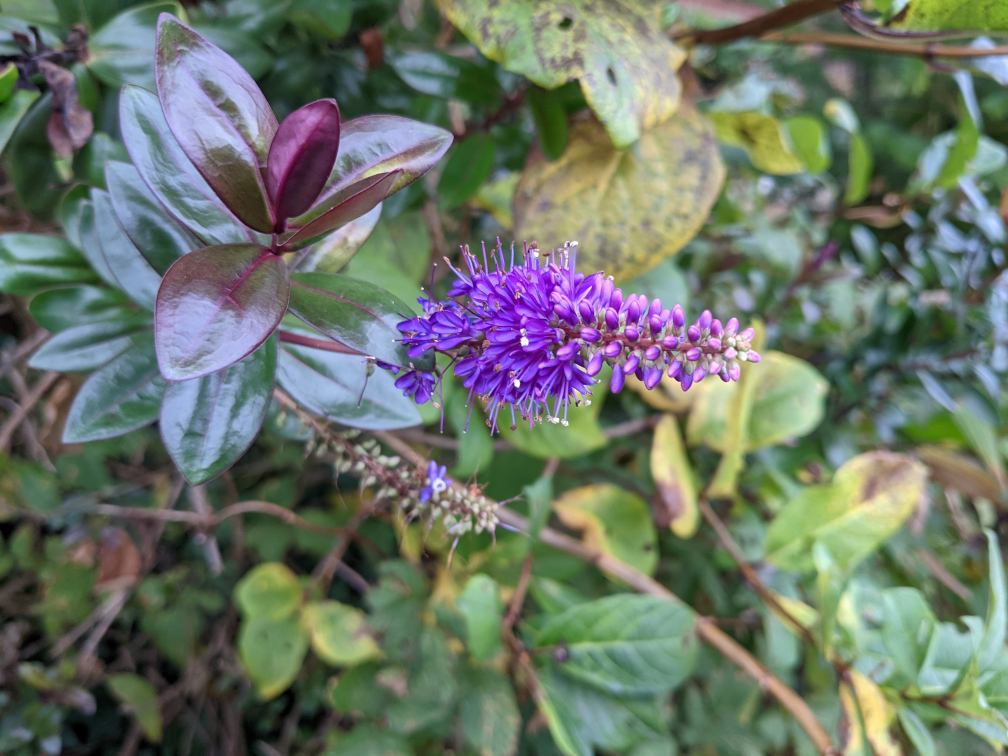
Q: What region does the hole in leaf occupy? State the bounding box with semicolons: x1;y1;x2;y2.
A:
558;16;573;29
607;67;617;85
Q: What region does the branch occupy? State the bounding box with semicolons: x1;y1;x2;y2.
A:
278;330;362;355
682;0;839;46
762;31;1008;57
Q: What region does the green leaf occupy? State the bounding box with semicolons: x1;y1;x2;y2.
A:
460;668;521;756
524;472;554;542
88;1;184;90
499;397;607;458
76;199;121;289
325;725;414;756
28;285;134;332
536;666;669;756
785;115;831;174
553;484;658;576
106;673;162;742
687;351;828;453
0;232;96;296
0;89;39;155
105;160;198;274
302;600;383;666
0;62;15;103
159;336;276;484
238;614;309;700
388;50;501;105
457;574;503;660
844;132;873;206
154;244;289;380
386;626;459;733
438;133;496;209
277;340;421;430
29;316;153;372
446;392;494;479
650;415;698;538
979;529;1006;671
881;587;935;685
897;708;935;756
155;15;277;232
287;273;428;370
765;451;929;572
435;0;685;147
710;111;805;175
92;189;162;312
528;85;569;160
917;621;977;695
287;0;353;40
894;0;1008;31
534;594;697;695
234;562;302;619
119;85;250;246
513;107;723;280
62;337;166;443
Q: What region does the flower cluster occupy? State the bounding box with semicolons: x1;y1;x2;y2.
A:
401;460;498;536
392;241;760;433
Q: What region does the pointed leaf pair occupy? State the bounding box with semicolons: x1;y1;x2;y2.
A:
155;15;277;233
268;99;341;225
287;273;428;369
155;244;289;380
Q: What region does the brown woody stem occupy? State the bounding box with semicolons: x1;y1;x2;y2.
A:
682;0;839;46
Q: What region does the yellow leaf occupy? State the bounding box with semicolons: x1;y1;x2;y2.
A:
553;483;658;576
848;671;902;756
513;109;724;280
709;111;806;175
303;601;383;667
649;415;698;538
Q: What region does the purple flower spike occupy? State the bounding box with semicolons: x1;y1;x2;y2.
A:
748;351;762;363
578;300;596;323
692;366;706;383
668;361;683;379
685;347;701;361
711;319;723;338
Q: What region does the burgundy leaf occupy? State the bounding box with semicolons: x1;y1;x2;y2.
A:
267;99;341;226
155;244;289;380
286;171;400;245
155;14;277;233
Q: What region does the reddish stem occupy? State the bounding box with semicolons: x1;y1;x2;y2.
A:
277;330;362;355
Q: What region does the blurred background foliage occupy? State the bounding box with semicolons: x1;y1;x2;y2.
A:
0;1;1007;755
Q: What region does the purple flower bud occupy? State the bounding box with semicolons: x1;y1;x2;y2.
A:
720;371;731;382
739;327;755;343
580;327;601;343
692;366;706;383
611;363;625;393
725;317;739;337
662;334;679;349
672;304;685;329
578;300;595;323
623;354;640;374
624;325;639;342
634;366;645;381
601;278;614;303
728;363;741;382
644;367;662;389
553;302;574;321
748;351;761;363
556;342;579;360
724;347;737;360
604;341;622;358
605;308;620;330
707;338;722;351
626;299;641;325
648;298;662;317
610;288;624;310
680;372;693;391
648;315;663;334
687;325;701;343
644;345;661;361
685;347;701;361
711;319;723;338
587;351;605;376
668;361;682;379
699;310;712;331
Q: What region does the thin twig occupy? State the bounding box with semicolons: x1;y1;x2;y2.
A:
0;370;59;450
504;554;534;631
917;548;972;602
189;485;224;576
683;0;839;46
278;330;361;355
79;587;130;660
761;31;1008;57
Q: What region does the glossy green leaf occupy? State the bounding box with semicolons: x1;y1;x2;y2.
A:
536;666;668;756
235;562;302;619
238;614;309;700
29;316;153;372
534;594;697;695
93;189;162;312
293;204;381;274
119;85;250;246
439;133;495;209
77;199;121;289
286;172;399;245
0;232;96;296
28;285;134;332
160;336;276;484
302;600;383;666
105;160;199;274
528;85;569;160
287;272;426;370
88;1;184;89
192;25;275;79
0;62;15;103
460;668;521;756
62;337;166;443
155;244;289;380
500;391;608;458
0;89;39;155
276;340;421;430
785;115;831;174
106;673;162;742
155;15;277;232
844;132;873;206
435;0;686;147
457;574;503;660
388;50;500;105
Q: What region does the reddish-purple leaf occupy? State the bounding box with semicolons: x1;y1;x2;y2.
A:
289;115;452;227
155;244;289;380
268;99;341;226
286;171;400;245
155;14;277;233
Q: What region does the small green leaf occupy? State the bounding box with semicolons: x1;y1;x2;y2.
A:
844;132;873;205
302;600;382;667
107;673;162;742
881;587;935;685
785;115;831;174
917;621;976;695
458;574;503;660
29;316;153;372
238;614;309;700
234;562;302;619
500;399;607;459
897;708;935;756
287;0;353;40
28;285;134;332
438;133;495;209
0;62;18;102
325;725;414;756
293;204;381;274
894;0;1008;32
88;1;185;90
534;594;697;695
0;232;96;296
528;85;569;160
979;529;1006;671
460;668;521;756
0;90;39;155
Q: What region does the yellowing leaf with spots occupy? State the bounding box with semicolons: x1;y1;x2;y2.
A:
709;111;806;175
841;671;902;756
514;111;724;280
553;483;658;576
649;415;699;538
894;0;1008;31
302;600;383;667
434;0;685;147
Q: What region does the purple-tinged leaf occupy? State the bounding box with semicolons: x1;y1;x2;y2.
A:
120;85;251;246
268;99;340;225
295;203;381;273
155;15;277;233
286;172;399;245
289;115;452;227
155;244;289;380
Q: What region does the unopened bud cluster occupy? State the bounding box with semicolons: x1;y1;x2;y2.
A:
400;461;498;536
